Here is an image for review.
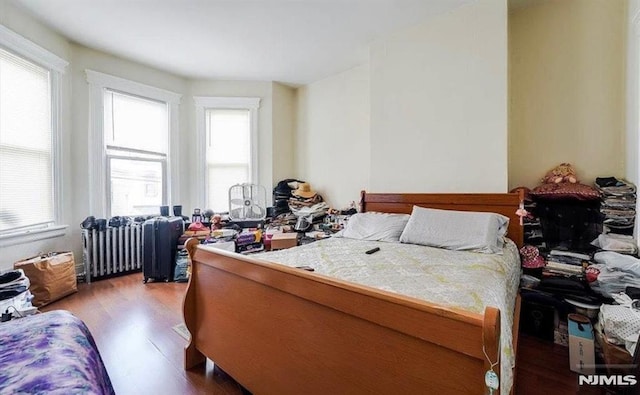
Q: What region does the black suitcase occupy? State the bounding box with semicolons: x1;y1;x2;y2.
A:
142;217;184;283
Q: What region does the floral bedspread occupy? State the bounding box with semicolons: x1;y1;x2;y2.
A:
260;237;521;393
0;310;114;395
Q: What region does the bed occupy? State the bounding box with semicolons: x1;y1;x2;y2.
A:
183;191;524;394
0;310;114;394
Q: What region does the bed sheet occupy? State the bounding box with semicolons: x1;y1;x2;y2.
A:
0;310;114;395
260;237;521;393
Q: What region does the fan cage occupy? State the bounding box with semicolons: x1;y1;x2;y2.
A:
228;183;267;220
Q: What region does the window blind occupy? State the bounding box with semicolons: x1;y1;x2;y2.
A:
104;90;169;217
206;109;251;212
0;47;53;232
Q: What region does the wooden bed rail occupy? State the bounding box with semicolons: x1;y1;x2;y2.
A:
182;191;521;394
183;243;503;394
359;190;524;248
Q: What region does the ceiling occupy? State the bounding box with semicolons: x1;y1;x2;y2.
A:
12;0;472;85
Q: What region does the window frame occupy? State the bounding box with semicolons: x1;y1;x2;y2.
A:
194;96;260;210
86;70;181;218
0;24;68;246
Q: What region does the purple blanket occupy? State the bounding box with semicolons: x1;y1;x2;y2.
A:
0;310;115;394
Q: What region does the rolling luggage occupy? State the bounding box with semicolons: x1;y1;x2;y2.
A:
142;217;184;283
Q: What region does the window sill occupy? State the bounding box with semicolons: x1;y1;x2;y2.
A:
0;225;69;248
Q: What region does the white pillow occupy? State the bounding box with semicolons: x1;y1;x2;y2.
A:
338;212;410;243
399;206;509;254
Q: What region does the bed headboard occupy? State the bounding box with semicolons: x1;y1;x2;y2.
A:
359;190;524;248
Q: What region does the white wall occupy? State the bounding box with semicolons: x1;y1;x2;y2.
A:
296;64;371;208
0;2;74;271
369;0;508;193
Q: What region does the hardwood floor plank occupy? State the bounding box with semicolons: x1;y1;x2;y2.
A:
41;273;243;395
39;272;603;394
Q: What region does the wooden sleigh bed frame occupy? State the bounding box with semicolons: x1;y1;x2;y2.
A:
183;191;524;394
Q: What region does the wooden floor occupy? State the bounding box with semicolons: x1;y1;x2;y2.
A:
41;273;601;395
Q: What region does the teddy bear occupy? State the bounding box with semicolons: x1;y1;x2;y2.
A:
541;163;578;184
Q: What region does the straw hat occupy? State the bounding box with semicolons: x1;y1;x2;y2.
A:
292;182;316;199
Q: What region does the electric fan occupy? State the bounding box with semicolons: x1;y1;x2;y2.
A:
228;183;267;221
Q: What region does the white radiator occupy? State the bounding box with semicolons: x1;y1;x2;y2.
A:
82;225;143;283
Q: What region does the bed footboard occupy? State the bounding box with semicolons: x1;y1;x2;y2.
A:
183;241;501;394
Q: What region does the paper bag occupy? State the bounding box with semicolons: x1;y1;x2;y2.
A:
14;252;77;307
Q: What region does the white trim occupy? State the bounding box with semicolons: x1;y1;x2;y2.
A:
168;101;181;206
195;104;207;207
86;70;182;217
0;24;68;73
86;70;181;104
193;96;261;209
193;96;260;109
87;83;107;215
51;72;64;225
0;225;68;248
633;9;640;35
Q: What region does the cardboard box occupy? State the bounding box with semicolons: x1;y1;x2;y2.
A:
271;232;298;250
595;330;633;374
14;252;77;307
568;313;595;374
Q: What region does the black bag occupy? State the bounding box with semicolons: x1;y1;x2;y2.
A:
273;179;304;216
142;217;184;283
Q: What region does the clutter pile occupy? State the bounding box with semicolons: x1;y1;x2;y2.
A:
597;293;640;357
589;177;638;255
0;269;35;321
595;177;637;235
273;179;304;217
288;183;328;232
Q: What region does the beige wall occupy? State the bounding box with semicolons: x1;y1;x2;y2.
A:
369;0;508;193
296;64;371;208
509;0;626;189
295;0;509;203
627;0;640;185
272;82;297;186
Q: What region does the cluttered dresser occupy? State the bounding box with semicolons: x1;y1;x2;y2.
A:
516;164;640;388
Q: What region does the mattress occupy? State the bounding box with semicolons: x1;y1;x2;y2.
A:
0;310;114;395
260;237;521;393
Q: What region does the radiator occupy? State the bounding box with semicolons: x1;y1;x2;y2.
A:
82;225;143;283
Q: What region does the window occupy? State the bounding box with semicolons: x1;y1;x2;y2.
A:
0;25;67;238
105;90;168;216
194;97;260;213
86;70;181;218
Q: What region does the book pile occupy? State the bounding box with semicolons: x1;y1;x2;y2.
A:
236;229;264;254
544;250;590;278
